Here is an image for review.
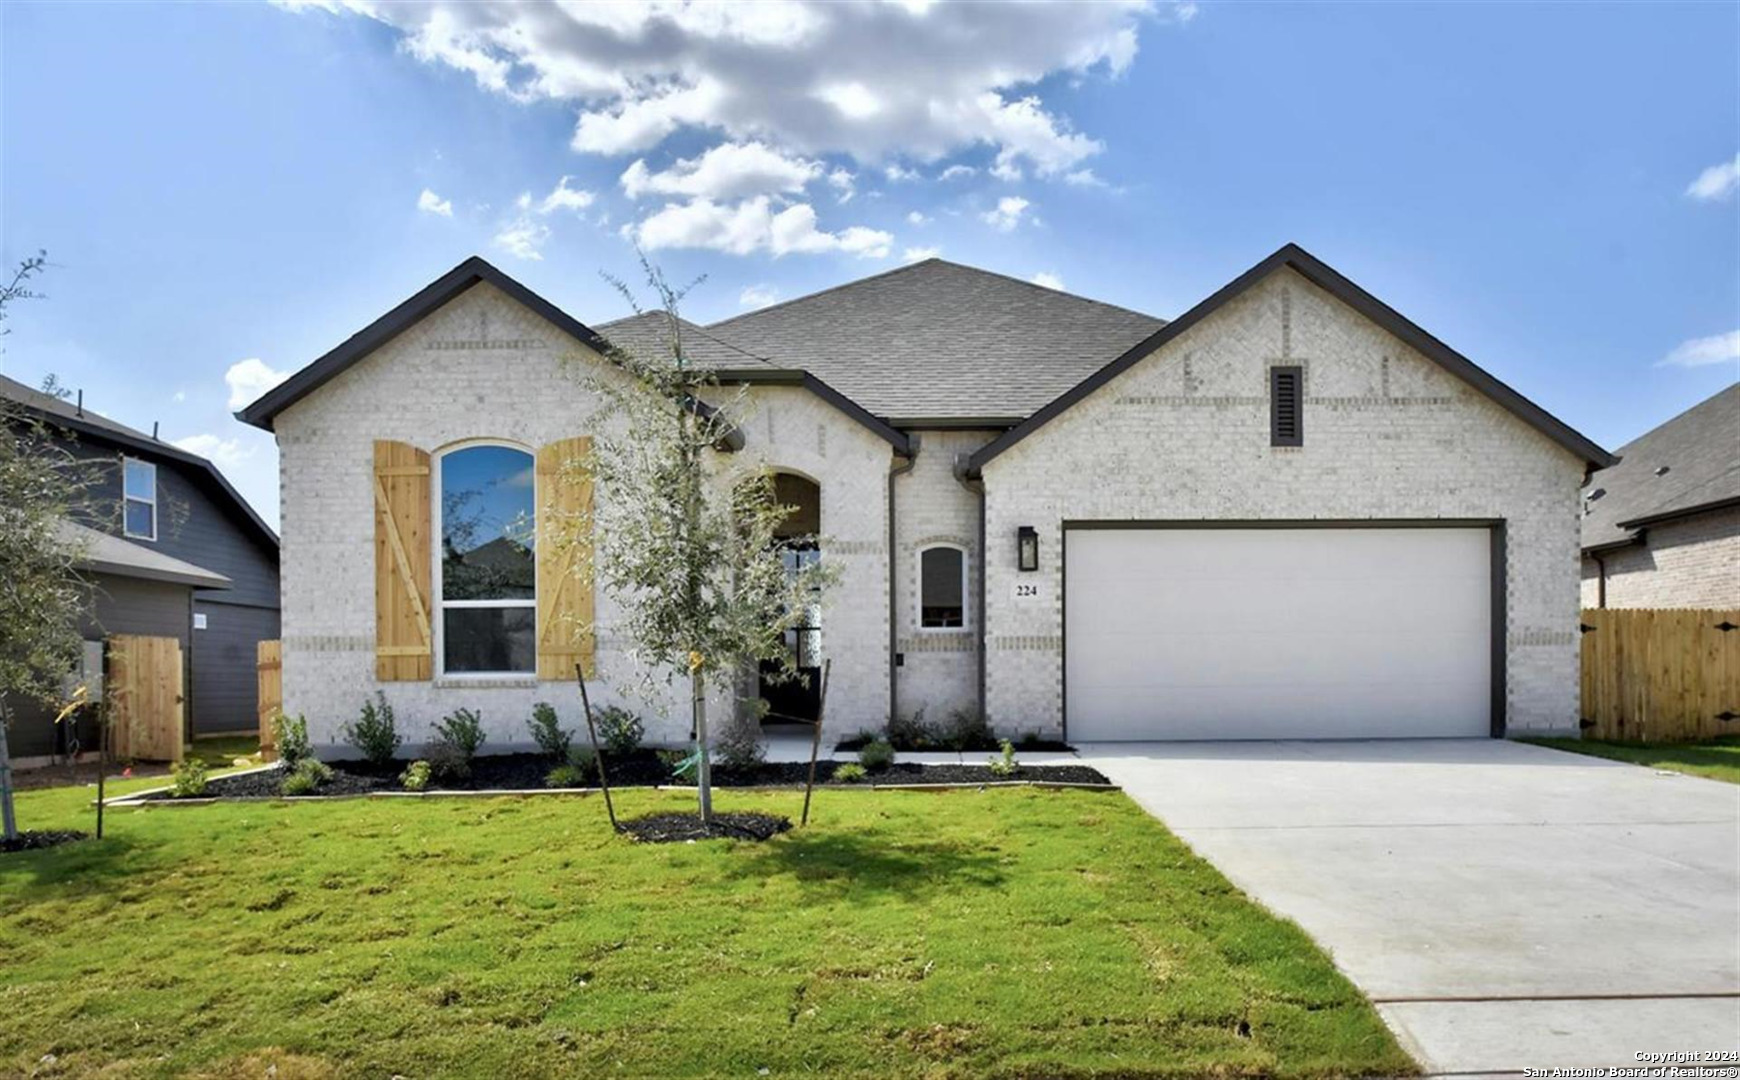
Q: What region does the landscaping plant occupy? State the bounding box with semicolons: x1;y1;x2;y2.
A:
527;701;570;760
428;707;486;780
593;705;645;756
272;711;312;767
399;760;431;792
833;762;867;784
858;738;895;772
988;739;1021;778
887;707;935;750
343;692;401;768
713;707;766;770
168;757;209;798
280;758;333;797
575;255;836;822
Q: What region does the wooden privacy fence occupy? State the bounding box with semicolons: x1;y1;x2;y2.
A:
257;639;282;760
1580;608;1740;742
108;633;184;763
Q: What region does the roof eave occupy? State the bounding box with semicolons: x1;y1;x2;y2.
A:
1616;493;1740;532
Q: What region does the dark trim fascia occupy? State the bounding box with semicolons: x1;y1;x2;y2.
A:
193;594;282;611
80;558;232;591
28;408;280;551
1580;533;1644;556
1616;494;1740;531
887;417;1023;431
236;255;744;452
967;243;1614;476
1058;518;1507;741
715;368;913;454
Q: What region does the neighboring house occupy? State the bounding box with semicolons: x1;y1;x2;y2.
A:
1580;383;1739;609
0;375;281;764
239;244;1611;749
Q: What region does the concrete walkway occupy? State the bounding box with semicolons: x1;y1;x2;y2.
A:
1076;739;1740;1077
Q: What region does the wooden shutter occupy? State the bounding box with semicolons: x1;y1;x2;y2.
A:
537;436;595;680
374;440;432;680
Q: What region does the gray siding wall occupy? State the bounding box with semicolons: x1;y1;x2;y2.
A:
192;601;281;735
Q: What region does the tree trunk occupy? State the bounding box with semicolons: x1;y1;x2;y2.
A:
691;668;713;822
0;696;17;842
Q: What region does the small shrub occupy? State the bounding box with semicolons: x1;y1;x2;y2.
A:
987;739;1020;778
1015;730;1049;750
657;747;696;779
168;758;208;798
429;708;486;781
887;707;935;751
272;712;312;767
833;762;867;784
594;706;645;756
528;702;570;760
713;710;765;770
940;708;992;751
343;692;401;767
546;762;588;788
400;760;432;792
281;758;333;797
858;738;895;772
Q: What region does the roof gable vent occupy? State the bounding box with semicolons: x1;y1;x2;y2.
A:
1270;366;1303;447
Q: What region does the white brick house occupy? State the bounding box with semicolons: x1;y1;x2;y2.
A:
239;244;1611;750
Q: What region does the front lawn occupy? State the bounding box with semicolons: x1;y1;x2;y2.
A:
1527;735;1740;785
2;785;1413;1078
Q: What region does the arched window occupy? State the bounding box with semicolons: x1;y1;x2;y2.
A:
918;544;968;630
436;443;536;675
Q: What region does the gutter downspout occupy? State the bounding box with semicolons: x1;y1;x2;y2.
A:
888;436;919;726
953;454;987;724
1591;550;1607;609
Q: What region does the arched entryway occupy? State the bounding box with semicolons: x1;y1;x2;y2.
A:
760;472;823;723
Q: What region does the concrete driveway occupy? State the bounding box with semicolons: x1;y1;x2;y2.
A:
1077;739;1740;1076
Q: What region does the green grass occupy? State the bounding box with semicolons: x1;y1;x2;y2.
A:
2;784;1413;1079
1528;735;1740;784
186;735;263;769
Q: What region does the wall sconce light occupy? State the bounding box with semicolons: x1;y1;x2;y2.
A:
1017;526;1039;572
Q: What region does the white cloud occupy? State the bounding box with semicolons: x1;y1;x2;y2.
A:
285;2;1143;180
902;245;942;263
981;195;1032;231
906;210;931;226
939;164;977;181
1030;271;1065;290
172;390;186;403
739;284;781;309
1658;330;1740;368
173;433;254;471
884;163;921;182
622;142;821;201
1064;168;1105;187
417;187;454;216
1685;154;1740;201
494;216;550;260
538;176;595;214
224;357;289;409
828;167;857;203
632;197;892;259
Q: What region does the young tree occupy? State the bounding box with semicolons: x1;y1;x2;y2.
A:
569;258;836;823
0;253;97;841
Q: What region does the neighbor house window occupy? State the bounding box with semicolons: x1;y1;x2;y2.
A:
918;544;967;630
437;443;536;675
122;457;157;540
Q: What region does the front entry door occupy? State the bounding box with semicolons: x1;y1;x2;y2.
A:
759;544;822;723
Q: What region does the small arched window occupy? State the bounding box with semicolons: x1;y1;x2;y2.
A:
437;443;536;675
918;544;967;630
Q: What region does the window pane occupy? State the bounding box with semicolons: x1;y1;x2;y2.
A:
124;499;155;538
123;459;155;500
920;547;964;628
443;607;535;673
442;445;536;600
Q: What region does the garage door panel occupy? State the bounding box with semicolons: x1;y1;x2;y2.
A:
1065;527;1491;741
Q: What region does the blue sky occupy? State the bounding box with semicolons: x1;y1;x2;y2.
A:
3;1;1735;530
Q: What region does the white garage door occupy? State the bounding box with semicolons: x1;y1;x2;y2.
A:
1064;527;1492;741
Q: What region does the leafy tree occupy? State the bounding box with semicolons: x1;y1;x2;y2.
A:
0;253;100;841
568;257;836;823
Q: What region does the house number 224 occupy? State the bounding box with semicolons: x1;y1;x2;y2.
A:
1013;583;1041;599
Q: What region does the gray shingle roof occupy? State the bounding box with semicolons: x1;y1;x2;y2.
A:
594;311;776;371
701;259;1166;422
1582;381;1740;551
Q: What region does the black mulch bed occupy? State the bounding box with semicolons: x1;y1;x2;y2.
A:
619;811;791;843
835;733;1074;753
136;751;1111;800
1;830;89;854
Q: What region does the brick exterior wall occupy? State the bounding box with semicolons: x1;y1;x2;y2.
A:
891;429;996;724
274;282;895;753
980;268;1588;739
1581;505;1740;609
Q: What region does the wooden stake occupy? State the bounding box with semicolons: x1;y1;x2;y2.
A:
575;664;618;832
801;659;831;828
